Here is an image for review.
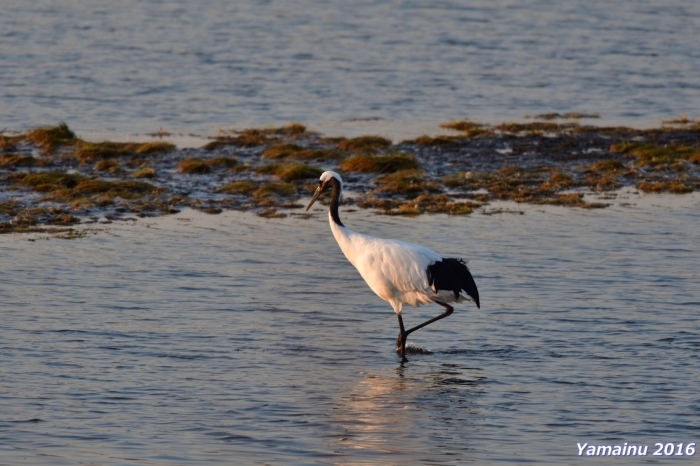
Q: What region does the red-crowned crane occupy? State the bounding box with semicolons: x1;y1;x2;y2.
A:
305;171;480;358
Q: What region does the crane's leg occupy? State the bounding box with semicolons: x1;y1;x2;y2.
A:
396;304;453;358
405;303;454;337
396;314;407;358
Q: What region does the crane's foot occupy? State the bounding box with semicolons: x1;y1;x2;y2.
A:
396;331;407;358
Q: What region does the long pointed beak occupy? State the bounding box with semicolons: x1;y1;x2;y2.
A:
305;187;323;211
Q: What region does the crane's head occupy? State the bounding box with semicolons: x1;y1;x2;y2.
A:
305;171;343;211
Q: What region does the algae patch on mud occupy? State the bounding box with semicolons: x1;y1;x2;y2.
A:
203;123;308;151
216;180;258;194
440;120;492;137
374;169;442;195
1;120;699;232
0;154;52;168
263;144;346;162
256;163;323;182
339;154;419;173
75;141;175;160
10;172;161;209
335;135;391;152
611;142;700;167
25;122;78;154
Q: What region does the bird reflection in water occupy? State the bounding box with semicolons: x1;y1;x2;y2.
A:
328;362;485;461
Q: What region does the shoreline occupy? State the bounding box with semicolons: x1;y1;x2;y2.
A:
1;119;698;235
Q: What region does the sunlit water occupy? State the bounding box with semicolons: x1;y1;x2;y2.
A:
1;192;699;465
2;0;700;141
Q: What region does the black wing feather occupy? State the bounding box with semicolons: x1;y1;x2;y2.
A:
426;258;480;308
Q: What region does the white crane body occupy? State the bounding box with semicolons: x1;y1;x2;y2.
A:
330;218;469;313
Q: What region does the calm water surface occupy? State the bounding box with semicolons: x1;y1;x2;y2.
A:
2;2;700;464
1;193;699;465
2;0;700;139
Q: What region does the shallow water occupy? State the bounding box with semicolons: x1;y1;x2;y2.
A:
2;0;700;140
1;193;699;464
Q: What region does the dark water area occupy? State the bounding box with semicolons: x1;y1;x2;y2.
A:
1;196;699;464
2;0;700;139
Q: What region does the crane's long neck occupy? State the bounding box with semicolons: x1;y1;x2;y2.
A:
329;178;344;227
327;177;365;268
